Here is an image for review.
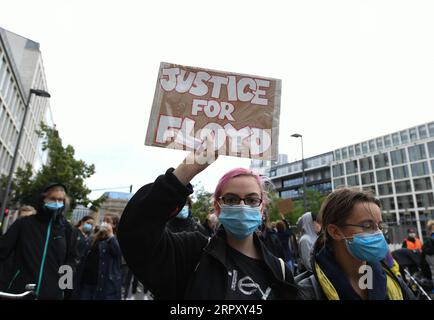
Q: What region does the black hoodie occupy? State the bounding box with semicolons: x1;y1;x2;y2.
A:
0;183;78;299
117;168;298;300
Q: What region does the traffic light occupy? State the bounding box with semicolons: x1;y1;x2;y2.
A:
4;208;9;217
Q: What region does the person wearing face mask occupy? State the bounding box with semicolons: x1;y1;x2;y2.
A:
79;215;122;300
0;183;78;299
402;228;423;252
296;188;414;300
166;197;204;233
117;137;298;299
75;216;94;257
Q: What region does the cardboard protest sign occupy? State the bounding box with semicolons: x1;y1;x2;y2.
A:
276;198;293;216
145;62;281;160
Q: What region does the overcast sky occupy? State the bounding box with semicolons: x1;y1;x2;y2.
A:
1;0;433;200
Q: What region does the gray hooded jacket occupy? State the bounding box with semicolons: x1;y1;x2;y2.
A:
297;212;318;272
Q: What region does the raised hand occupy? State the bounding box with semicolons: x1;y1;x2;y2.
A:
173;134;219;186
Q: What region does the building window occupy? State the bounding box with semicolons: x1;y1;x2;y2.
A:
376;137;384;149
400;130;409;144
270;170;276;177
333;178;345;188
342;148;348;159
361;172;375;185
281;189;300;199
276;166;289;176
428;122;434;137
395;180;412;194
283;177;304;188
397;195;414;209
369;140;376;152
409;128;418;142
392;133;400;146
355;144;361;156
335;150;341;161
431;159;434;171
380;197;396;211
416;193;434;208
374;153;389;168
384;135;392;148
390;149;407;165
408;144;426;162
392;165;409;180
348;146;355;158
332;163;344;177
347;175;359;186
418;125;428;139
378;183;393;196
345;160;358;174
362;142;368;154
411;162;429;177
359;157;373;171
376;169;391;183
413;177;432;191
428;141;434;158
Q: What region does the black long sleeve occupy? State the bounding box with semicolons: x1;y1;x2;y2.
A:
117;168;209;299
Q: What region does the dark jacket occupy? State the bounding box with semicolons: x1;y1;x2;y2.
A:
296;242;415;300
80;236;122;300
0;185;77;299
276;219;293;263
167;214;205;234
200;220;216;238
259;228;286;261
421;237;434;280
117;168;298;300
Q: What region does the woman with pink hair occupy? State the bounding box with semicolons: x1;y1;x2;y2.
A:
117;138;297;300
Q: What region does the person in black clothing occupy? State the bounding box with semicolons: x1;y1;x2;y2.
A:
79;214;122;300
117;137;298;300
0;183;78;299
200;212;218;238
275;217;295;273
421;220;434;282
74;216;94;259
166;196;204;233
258;211;286;262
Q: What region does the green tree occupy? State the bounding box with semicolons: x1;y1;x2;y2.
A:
288;189;328;225
265;191;283;223
191;184;213;223
1;123;98;215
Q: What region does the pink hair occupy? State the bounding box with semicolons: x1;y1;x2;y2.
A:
214;168;270;208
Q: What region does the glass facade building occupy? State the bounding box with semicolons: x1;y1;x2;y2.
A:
266;121;434;243
0;28;52;178
331;122;434;242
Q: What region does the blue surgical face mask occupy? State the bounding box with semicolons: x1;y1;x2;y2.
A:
344;230;389;263
45;202;64;210
177;206;189;219
218;204;262;240
44;202;65;219
83;223;93;233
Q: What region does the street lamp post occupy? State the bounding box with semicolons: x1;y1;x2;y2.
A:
0;89;51;233
291;133;307;214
